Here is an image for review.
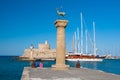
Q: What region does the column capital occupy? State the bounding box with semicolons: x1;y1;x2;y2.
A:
54;20;68;28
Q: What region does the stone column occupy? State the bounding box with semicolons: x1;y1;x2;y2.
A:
52;20;69;70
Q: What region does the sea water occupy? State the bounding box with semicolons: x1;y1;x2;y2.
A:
0;56;120;80
0;56;30;80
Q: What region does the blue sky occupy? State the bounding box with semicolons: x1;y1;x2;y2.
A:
0;0;120;56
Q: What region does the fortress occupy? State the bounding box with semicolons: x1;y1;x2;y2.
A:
21;41;56;60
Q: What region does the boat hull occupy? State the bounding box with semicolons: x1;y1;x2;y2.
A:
66;58;103;61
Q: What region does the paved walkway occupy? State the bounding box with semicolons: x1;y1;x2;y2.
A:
21;67;120;80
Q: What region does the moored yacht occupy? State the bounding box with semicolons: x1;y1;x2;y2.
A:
66;13;103;62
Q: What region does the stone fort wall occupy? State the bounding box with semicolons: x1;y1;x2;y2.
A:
22;41;56;59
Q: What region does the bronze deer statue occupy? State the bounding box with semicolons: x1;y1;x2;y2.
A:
56;8;66;17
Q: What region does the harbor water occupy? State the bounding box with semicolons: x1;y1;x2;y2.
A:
0;56;120;80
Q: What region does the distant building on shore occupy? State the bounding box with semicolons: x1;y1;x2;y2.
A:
21;41;56;59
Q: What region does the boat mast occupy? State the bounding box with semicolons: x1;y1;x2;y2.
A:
72;34;75;53
93;21;96;56
77;27;80;53
74;31;77;53
85;30;88;54
80;12;83;54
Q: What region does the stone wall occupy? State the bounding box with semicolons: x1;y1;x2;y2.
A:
21;41;56;59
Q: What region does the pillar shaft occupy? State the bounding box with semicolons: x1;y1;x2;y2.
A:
56;26;65;65
52;20;69;70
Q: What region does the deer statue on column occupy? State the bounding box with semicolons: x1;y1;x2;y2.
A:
56;7;66;18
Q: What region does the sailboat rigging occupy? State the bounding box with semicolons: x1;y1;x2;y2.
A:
66;12;103;61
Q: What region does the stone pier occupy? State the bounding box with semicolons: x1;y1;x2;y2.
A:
21;67;120;80
52;20;69;70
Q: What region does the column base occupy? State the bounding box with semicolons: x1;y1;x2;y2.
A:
52;64;70;70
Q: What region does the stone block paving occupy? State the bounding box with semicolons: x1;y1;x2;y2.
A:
21;67;120;80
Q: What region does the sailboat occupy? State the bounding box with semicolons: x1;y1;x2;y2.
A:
66;13;103;61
